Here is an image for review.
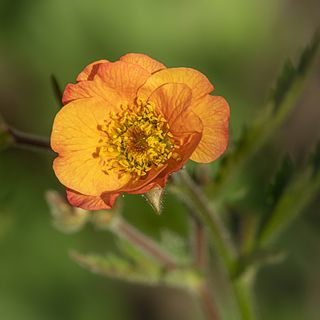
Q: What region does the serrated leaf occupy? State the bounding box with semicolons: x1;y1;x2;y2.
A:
309;140;320;177
297;31;320;74
259;166;320;247
50;74;63;107
109;215;178;269
271;59;296;111
144;187;165;214
70;250;202;291
257;155;295;244
211;32;320;200
71;251;137;280
116;238;160;273
271;32;319;113
160;230;189;264
268;154;294;206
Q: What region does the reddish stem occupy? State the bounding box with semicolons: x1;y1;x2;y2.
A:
111;216;178;270
199;285;220;320
8;127;51;150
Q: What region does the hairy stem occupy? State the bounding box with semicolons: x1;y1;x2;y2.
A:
199;285;220;320
8;127;51;150
192;216;206;270
176;170;236;273
174;170;257;320
109;215;178;269
190;212;219;319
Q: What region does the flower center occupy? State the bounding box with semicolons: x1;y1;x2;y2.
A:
97;98;178;177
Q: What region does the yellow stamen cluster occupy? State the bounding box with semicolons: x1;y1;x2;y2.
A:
97;98;178;177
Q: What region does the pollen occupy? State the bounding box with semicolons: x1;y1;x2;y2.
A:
97;98;179;177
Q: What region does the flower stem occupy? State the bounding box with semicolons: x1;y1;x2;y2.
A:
175;170;257;320
192;215;206;270
176;170;236;273
233;271;257;320
190;212;220;320
8;127;51;151
109;215;178;269
199;284;220;320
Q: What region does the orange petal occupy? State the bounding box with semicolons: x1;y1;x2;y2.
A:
96;61;150;103
126;130;202;195
129;134;201;195
51;97;130;196
138;68;214;101
190;96;230;163
62;80;122;106
148;83;202;135
121;84;203;194
127;175;168;194
167;131;202;173
121;164;168;193
125;83;202;194
66;189;119;210
76;60;109;81
120;53;166;74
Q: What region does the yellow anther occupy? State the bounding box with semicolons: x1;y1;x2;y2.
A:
97;98;180;177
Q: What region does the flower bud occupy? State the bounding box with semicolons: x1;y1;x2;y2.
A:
45;190;89;233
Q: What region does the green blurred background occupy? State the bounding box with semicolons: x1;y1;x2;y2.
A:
0;0;319;319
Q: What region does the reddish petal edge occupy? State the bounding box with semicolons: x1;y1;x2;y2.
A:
66;189;120;210
76;60;109;81
127;130;202;195
120;53;166;74
127;174;169;195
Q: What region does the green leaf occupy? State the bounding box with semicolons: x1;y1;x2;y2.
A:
259;142;320;247
297;31;320;74
50;74;63;107
71;251;142;282
256;155;295;243
116;237;160;273
160;230;189;264
271;59;296;111
259;165;320;247
108;215;179;269
271;32;319;113
268;154;294;206
309;140;320;177
211;32;320;200
70;250;202;291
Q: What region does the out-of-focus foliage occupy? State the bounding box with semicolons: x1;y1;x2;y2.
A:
268;155;295;208
272;32;319;112
0;114;12;150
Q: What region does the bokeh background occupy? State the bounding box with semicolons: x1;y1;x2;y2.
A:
0;0;320;319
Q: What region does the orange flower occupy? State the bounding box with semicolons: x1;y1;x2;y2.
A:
51;54;230;210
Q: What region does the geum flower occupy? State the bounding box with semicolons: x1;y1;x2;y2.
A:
51;54;230;210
